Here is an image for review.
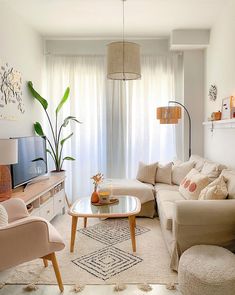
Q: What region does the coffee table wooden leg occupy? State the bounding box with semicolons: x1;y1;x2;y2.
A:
84;217;87;228
70;216;78;253
128;215;136;252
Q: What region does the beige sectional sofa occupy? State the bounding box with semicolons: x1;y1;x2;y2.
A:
103;155;235;271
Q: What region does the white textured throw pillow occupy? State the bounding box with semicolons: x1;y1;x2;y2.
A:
221;169;235;199
189;154;205;171
172;161;195;185
136;162;158;185
179;168;210;200
0;204;8;227
199;176;228;200
155;162;172;185
201;161;226;181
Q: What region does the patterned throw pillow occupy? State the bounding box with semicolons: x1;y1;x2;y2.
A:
0;204;8;227
179;169;210;200
199;176;228;200
136;162;158;185
155;162;172;185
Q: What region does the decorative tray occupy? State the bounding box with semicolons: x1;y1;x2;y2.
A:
91;198;119;206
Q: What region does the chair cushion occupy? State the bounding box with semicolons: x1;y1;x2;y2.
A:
157;189;185;206
136;161;158;185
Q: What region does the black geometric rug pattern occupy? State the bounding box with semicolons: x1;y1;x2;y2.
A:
72;246;143;281
78;219;150;246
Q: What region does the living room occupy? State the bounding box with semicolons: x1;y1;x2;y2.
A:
0;0;235;294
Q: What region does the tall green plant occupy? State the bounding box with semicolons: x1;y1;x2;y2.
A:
28;81;81;171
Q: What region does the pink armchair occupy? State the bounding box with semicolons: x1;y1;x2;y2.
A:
0;198;65;292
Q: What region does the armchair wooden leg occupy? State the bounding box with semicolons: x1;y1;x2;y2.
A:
42;253;64;292
43;258;48;267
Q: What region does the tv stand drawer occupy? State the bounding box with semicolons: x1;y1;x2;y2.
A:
40;198;54;221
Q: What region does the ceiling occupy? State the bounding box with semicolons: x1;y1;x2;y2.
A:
2;0;229;38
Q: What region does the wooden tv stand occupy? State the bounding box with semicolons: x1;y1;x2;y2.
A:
12;173;66;221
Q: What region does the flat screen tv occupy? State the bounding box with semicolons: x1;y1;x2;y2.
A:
11;136;48;188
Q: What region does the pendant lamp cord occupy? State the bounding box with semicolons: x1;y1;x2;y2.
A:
122;0;126;80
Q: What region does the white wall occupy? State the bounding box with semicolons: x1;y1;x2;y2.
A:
0;2;44;138
204;0;235;168
183;50;205;159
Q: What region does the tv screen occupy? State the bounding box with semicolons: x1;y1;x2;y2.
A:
11;136;48;188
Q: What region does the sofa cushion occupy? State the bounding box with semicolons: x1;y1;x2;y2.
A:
201;161;226;181
155;183;179;193
157;190;184;231
157;189;185;206
189;154;205;171
156;162;172;184
199;176;228;200
136;161;158;185
221;169;235;199
172;161;195;185
179;169;210;200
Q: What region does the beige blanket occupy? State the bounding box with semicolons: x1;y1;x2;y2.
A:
101;178;155;204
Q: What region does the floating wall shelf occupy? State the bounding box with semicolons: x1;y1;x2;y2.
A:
203;119;235;129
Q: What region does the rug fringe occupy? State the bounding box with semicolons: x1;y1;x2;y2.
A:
71;283;85;293
113;283;127;292
0;283;5;289
166;282;177;290
138;283;152;292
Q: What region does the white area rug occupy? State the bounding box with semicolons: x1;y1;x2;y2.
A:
5;214;177;285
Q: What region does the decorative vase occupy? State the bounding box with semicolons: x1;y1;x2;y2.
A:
91;186;99;203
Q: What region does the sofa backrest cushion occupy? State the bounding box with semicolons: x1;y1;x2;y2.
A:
172;161;195;185
136;161;158;185
155;162;172;185
189;154;205;171
179;168;210;200
199;176;228;200
221;169;235;199
201;161;227;181
0;205;8;228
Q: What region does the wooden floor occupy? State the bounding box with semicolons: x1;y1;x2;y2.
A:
0;284;181;295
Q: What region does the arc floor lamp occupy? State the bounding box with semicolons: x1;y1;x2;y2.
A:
157;101;192;158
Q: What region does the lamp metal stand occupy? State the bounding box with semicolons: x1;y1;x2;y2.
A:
168;100;192;159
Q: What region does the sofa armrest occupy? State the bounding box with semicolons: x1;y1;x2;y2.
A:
1;198;29;222
174;200;235;226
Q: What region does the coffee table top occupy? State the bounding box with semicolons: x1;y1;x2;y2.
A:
68;195;141;218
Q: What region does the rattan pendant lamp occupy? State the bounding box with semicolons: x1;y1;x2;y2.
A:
107;0;141;80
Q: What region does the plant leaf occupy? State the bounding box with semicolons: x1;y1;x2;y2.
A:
28;81;48;110
62;116;82;127
63;156;75;161
56;87;70;115
34;122;44;136
60;132;73;146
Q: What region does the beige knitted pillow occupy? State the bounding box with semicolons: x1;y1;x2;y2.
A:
172;161;195;185
179;169;210;200
199;176;228;200
155;162;172;185
136;162;158;185
0;204;8;227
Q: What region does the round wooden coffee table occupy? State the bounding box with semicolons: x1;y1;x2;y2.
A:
68;195;141;253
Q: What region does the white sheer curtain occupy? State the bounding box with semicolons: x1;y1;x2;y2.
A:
44;53;182;201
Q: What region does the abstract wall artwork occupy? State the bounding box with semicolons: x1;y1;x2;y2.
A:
0;62;25;120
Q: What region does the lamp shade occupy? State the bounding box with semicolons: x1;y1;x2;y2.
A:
0;139;18;165
107;41;141;80
157;106;181;124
